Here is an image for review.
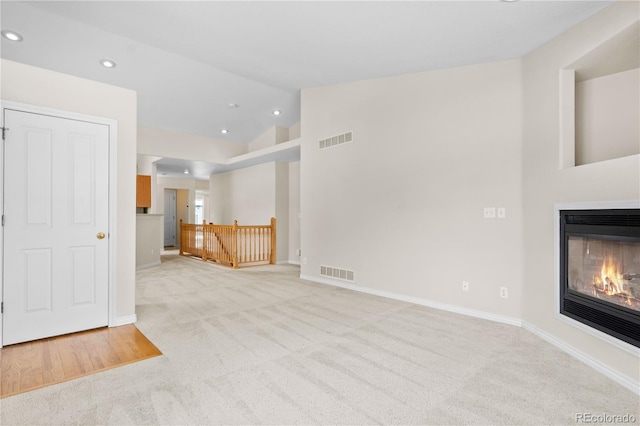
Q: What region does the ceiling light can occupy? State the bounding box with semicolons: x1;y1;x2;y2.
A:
220;129;229;134
1;30;23;42
272;110;282;116
100;59;117;68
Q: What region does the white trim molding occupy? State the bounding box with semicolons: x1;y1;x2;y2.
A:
300;274;522;327
136;260;161;270
524;321;639;395
113;315;137;327
300;269;639;396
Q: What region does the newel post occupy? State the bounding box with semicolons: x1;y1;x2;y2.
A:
201;220;208;262
179;219;183;255
232;220;239;269
270;217;277;265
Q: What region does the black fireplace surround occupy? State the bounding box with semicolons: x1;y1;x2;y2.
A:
560;209;640;348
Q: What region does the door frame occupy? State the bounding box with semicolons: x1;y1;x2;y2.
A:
0;101;118;348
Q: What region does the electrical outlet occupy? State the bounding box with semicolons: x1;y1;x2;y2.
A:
462;281;470;292
151;249;154;255
497;207;506;219
303;257;308;265
484;207;496;219
500;287;508;298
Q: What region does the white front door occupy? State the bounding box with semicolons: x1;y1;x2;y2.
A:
164;189;176;246
2;109;110;346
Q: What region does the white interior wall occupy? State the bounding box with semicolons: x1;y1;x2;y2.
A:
209;172;231;224
210;162;276;224
249;127;278;152
0;59;137;321
289;161;301;263
275;162;289;262
195;180;209;191
300;59;524;320
138;125;246;162
136;214;162;268
289;122;301;140
248;126;291;152
275;126;290;144
522;1;640;385
209;160;292;262
575;68;639;165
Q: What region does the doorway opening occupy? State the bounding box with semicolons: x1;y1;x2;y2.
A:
164;189;177;247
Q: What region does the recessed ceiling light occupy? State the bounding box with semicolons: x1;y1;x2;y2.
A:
99;59;116;68
272;110;282;116
220;129;229;134
228;103;239;109
184;168;189;174
1;30;23;42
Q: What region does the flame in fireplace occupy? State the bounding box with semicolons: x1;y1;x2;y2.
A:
600;256;623;296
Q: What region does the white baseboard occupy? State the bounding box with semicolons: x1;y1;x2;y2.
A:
299;274;522;327
523;321;639;395
300;273;639;395
288;260;301;266
113;314;137;327
555;312;640;356
136;260;161;270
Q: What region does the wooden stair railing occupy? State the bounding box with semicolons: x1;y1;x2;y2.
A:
207;223;232;260
180;218;276;268
201;222;234;265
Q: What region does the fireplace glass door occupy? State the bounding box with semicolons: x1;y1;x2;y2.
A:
560;209;640;348
567;236;640;313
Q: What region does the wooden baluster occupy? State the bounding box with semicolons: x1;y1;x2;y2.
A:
270;217;276;264
179;219;184;255
202;220;208;262
227;227;231;263
252;228;255;262
232;220;239;268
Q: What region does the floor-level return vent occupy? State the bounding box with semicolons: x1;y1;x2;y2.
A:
320;265;355;282
319;131;353;150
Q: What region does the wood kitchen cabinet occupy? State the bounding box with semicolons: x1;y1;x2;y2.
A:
136;175;152;208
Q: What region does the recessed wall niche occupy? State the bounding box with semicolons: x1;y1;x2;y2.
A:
560;21;639;168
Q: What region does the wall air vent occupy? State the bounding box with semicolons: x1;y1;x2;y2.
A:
320;265;355;282
319;131;353;150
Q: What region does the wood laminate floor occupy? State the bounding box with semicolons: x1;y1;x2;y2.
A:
0;324;162;398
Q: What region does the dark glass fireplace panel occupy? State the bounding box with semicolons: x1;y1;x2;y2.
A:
567;235;640;313
560;209;640;348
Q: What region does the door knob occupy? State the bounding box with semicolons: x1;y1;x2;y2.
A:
97;232;106;240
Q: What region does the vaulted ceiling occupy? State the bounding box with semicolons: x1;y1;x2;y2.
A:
1;1;612;145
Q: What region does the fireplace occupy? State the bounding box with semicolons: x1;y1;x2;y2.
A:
560;209;640;348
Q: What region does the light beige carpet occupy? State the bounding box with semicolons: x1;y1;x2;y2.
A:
0;254;638;424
